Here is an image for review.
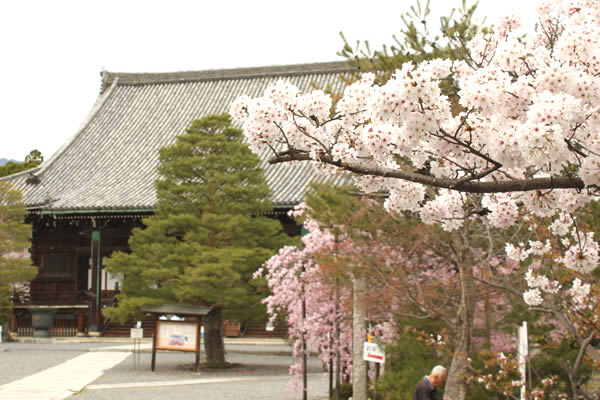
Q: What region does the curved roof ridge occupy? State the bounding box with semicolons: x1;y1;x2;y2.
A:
101;61;354;90
34;77;121;177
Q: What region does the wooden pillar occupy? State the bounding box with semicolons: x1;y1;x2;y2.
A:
10;310;17;334
77;311;85;336
151;315;158;372
195;320;201;371
88;231;102;334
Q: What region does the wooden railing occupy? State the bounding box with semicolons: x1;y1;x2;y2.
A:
50;318;78;336
16;317;32;337
15;312;80;337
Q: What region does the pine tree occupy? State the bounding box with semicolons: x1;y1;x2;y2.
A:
0;182;36;325
0;149;44;178
105;114;288;366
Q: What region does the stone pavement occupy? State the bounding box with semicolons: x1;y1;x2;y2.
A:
0;338;329;400
0;351;130;400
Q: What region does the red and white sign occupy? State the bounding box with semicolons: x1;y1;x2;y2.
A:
363;342;385;364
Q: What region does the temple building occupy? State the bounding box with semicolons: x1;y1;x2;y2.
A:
1;61;353;337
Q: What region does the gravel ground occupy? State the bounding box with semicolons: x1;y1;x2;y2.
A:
0;341;330;400
0;343;87;386
2;342;121;352
75;352;330;399
88;351;322;383
73;376;330;400
222;343;293;355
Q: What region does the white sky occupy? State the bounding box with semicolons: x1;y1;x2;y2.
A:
0;0;538;161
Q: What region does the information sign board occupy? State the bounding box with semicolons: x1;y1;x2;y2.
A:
156;321;198;352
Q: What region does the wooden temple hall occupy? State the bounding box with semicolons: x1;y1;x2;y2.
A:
1;62;353;337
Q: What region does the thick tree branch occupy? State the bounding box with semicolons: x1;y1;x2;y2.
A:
269;151;587;193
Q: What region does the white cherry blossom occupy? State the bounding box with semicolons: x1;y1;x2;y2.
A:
231;0;600;260
570;278;591;308
523;289;544;306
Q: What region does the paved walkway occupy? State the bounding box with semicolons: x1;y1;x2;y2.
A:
0;351;130;400
0;338;304;399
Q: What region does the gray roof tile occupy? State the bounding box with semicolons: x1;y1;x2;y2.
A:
2;62;354;211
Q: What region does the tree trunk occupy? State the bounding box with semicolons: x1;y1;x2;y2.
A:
352;276;368;400
204;307;226;367
444;263;476;400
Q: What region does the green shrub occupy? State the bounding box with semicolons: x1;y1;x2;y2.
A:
374;332;442;399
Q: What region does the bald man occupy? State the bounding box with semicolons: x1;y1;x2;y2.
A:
413;365;450;400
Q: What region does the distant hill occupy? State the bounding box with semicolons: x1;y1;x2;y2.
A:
0;158;22;166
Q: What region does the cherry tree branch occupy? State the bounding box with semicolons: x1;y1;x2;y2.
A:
269;150;587;193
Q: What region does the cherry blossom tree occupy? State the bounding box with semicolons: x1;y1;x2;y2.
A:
258;193;422;397
256;220;354;394
260;187;536;399
234;1;600;397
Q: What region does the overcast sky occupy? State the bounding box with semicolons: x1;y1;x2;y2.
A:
0;0;538;161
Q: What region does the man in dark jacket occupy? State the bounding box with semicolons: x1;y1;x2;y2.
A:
413;365;449;400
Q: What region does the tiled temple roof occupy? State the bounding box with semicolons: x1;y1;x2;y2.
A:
2;62;355;212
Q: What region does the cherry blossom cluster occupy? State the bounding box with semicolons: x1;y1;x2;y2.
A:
569;278;591;309
507;218;597;308
495;197;599;327
503;207;599;397
522;267;593;311
559;231;600;274
232;0;600;233
522;269;561;306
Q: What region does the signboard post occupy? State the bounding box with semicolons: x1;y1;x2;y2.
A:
130;325;143;370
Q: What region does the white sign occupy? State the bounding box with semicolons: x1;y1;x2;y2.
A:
130;327;143;339
265;321;274;332
363;341;385;364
